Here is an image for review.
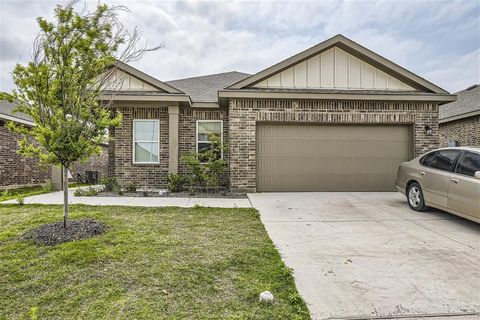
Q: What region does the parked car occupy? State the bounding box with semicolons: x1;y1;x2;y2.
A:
395;147;480;223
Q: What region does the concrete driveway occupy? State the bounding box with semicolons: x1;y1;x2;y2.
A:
248;192;480;320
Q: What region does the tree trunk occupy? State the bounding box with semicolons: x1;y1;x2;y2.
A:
63;165;69;228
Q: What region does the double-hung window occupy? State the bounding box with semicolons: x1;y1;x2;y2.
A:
196;120;223;160
133;120;159;163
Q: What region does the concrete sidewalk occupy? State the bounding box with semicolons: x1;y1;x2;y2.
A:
1;189;251;208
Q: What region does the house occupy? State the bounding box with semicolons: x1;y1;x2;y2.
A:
439;84;480;147
0;100;108;188
106;34;455;192
0;100;51;188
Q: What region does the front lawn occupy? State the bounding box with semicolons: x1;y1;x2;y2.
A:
0;204;309;319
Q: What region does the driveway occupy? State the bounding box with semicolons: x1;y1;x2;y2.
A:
248;192;480;320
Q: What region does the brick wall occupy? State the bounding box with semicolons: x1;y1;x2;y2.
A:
0;122;51;188
229;99;439;192
71;145;109;181
111;106;169;189
110;106;229;189
439;115;480;147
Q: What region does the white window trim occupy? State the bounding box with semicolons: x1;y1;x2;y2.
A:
133;119;160;164
196;120;223;159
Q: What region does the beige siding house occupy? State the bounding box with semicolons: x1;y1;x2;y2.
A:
107;34;455;192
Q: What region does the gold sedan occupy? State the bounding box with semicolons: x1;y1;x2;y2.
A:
395;147;480;223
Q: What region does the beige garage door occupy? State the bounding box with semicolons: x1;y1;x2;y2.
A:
257;124;413;192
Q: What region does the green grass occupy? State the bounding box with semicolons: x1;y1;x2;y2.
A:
0;183;90;202
0;204;310;319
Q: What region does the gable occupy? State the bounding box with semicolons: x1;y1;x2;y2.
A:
105;69;161;91
252;46;415;91
103;61;184;94
228;35;448;94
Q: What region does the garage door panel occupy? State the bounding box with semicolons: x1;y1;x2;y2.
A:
256;124;412;191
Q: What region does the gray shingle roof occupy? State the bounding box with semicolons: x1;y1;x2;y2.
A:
166;71;250;103
439;84;480;121
0;100;33;124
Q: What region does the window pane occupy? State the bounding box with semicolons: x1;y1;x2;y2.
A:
420;152;436;167
198;142;221;162
198;121;221;142
455;152;480;177
135;121;158;141
135;142;158;162
198;142;211;153
430;150;460;171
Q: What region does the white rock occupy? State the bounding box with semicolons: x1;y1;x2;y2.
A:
259;291;274;303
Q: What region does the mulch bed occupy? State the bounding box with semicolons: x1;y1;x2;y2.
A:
94;191;247;199
24;219;107;246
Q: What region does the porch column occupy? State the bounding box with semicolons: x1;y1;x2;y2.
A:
168;105;179;174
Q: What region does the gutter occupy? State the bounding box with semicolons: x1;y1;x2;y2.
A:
439;110;480;124
0;113;35;127
218;90;456;103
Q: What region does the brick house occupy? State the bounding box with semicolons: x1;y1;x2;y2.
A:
0;100;109;188
0;100;51;188
439;84;479;148
106;34;455;192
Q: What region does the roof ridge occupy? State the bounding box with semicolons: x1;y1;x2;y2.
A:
166;71;250;83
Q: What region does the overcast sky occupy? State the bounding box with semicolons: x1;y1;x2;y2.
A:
1;0;479;93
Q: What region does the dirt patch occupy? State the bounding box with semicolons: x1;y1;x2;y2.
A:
24;219;107;246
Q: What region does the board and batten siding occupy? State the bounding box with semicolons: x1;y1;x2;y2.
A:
253;47;415;91
104;70;157;91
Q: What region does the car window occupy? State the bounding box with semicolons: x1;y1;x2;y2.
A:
429;150;460;172
454;151;480;177
420;152;437;166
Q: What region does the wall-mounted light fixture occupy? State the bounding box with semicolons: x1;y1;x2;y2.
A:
424;125;433;136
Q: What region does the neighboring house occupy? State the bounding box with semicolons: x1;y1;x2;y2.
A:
105;34;455;192
0;100;51;188
439;84;480;147
0;100;109;188
70;143;109;182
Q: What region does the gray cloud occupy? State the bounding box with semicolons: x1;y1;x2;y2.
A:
1;0;479;93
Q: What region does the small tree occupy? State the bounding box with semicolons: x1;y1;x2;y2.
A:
181;134;227;194
201;135;227;193
1;1;160;227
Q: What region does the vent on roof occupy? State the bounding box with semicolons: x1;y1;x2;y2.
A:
466;84;478;91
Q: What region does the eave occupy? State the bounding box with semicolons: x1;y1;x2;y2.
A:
218;89;456;103
439;110;480;124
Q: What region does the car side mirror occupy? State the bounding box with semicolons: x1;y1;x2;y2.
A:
475;171;480;180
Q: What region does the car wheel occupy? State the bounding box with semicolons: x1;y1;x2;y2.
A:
407;182;427;211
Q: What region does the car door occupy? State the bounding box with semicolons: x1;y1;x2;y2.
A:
448;151;480;218
420;149;461;208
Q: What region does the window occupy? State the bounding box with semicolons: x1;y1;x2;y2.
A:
454;151;480;177
429;149;460;172
133;120;159;163
196;120;223;160
420;152;437;166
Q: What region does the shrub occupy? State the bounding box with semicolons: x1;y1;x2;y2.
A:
180;135;228;193
43;179;53;192
16;197;25;205
1;189;10;198
74;187;98;197
181;152;205;194
125;183;137;193
166;173;185;193
101;176;118;192
114;184;123;195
